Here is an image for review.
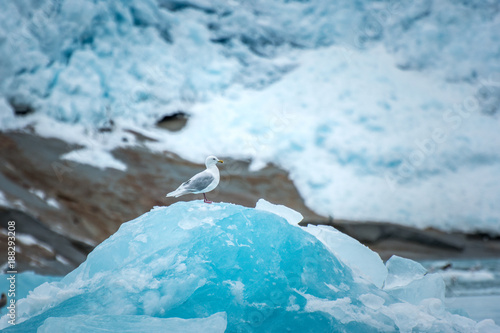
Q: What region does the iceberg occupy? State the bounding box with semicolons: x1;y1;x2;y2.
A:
0;200;495;332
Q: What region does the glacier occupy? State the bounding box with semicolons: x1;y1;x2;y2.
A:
0;201;497;332
0;0;500;232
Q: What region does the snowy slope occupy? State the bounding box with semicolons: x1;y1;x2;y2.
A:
1;0;499;233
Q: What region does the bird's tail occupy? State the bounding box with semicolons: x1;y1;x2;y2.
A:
166;189;183;197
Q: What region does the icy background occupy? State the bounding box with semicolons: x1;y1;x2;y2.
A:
1;201;497;332
1;0;500;233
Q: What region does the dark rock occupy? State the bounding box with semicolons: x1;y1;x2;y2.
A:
8;98;35;116
156;111;189;132
0;208;89;275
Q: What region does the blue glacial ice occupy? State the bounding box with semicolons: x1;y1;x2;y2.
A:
0;272;61;302
1;200;497;332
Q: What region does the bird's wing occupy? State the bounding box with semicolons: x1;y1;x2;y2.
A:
181;170;215;193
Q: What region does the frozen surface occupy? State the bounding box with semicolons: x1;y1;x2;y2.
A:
0;201;496;332
37;312;227;333
0;272;61;305
305;224;387;289
384;256;428;289
0;0;499;233
255;198;303;226
383;256;445;305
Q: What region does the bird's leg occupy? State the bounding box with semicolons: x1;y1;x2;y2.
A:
203;193;212;204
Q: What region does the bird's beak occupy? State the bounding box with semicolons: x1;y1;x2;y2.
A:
218;160;224;164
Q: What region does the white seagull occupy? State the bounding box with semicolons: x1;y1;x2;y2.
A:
167;156;224;203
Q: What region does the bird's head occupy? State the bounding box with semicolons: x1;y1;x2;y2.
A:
206;155;223;167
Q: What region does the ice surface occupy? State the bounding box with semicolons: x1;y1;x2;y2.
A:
0;272;61;302
0;0;499;233
255;198;303;226
305;224;387;289
0;201;496;332
384;256;445;305
384;255;428;289
37;312;227;333
384;256;446;304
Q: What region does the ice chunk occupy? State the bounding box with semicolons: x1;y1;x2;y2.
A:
37;312;227;333
255;198;303;226
305;224;387;288
359;293;385;310
384;255;445;304
386;273;446;305
384;255;428;289
0;201;493;332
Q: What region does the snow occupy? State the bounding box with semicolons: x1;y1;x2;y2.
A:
46;198;60;209
0;190;9;206
28;188;61;208
61;148;127;171
0;0;499;233
0;201;497;332
16;233;54;256
168;44;500;233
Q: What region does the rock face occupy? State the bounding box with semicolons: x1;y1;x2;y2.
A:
0;208;89;275
1;130;499;275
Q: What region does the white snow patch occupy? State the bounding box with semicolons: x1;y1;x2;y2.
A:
0;191;9;206
61;148;127;171
17;234;54;254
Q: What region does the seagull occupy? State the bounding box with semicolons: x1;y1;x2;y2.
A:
167;156;224;203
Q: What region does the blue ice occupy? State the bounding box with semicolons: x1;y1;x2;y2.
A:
0;201;495;332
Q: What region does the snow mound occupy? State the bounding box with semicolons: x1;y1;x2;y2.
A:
1;201;496;332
